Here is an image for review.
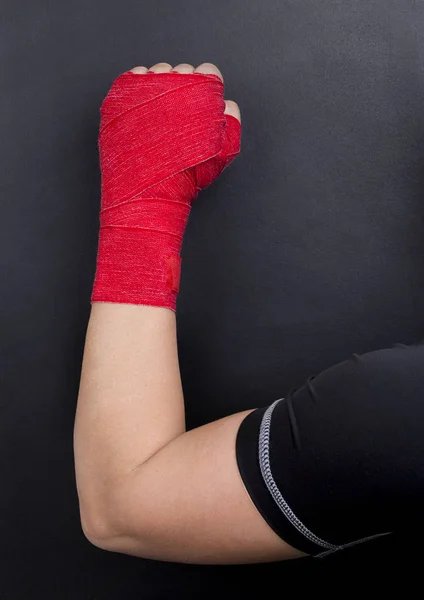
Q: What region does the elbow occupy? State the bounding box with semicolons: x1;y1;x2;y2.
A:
75;469;153;556
75;465;130;550
78;494;149;557
81;510;152;558
80;503;122;552
78;482;131;552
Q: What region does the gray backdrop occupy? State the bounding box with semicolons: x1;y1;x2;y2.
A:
1;0;423;597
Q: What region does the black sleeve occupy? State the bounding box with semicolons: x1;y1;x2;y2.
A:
236;341;424;556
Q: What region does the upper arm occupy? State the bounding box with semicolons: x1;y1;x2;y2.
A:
91;409;305;564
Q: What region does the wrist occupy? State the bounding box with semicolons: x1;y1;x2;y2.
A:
92;225;183;310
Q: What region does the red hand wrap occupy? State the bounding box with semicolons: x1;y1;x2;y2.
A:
92;71;241;310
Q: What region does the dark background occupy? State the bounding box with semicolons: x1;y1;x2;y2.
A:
1;0;424;597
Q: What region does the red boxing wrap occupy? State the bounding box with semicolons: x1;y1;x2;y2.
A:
92;71;241;310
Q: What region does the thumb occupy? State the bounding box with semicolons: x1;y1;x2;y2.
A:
194;104;242;190
217;112;242;169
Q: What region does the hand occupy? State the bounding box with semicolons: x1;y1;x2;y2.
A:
93;62;242;310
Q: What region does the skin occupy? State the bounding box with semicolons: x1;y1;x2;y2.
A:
74;62;305;564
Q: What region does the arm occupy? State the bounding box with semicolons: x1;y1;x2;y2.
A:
74;61;304;564
74;302;303;564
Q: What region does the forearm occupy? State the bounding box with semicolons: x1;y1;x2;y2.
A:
74;303;185;530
